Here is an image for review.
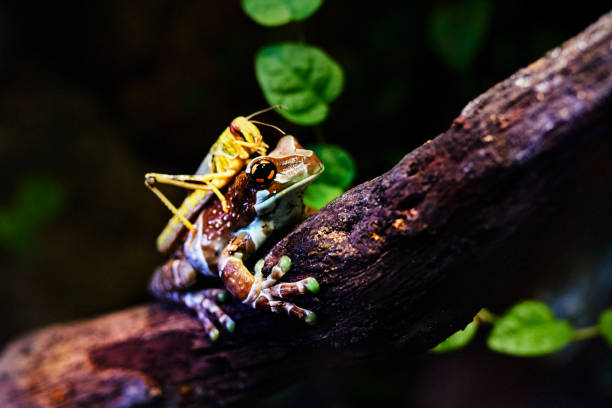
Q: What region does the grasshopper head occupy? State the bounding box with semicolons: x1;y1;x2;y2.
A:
229;117;265;154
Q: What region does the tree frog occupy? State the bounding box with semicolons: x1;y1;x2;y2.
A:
149;136;324;340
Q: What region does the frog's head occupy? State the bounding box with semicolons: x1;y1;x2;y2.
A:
246;136;324;214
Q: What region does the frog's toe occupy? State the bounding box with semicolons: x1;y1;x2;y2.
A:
262;256;293;288
259;297;317;325
199;310;233;340
267;277;320;297
278;255;291;273
305;277;319;294
185;290;236;339
216;313;235;333
225;318;236;333
208;327;220;342
215;290;229;303
254;259;265;275
202;295;236;334
255;281;319;325
305;310;317;325
200;288;229;303
194;311;220;341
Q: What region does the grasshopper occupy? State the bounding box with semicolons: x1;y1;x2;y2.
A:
145;106;286;253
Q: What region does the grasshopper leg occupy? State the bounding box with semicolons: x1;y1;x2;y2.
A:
145;172;234;214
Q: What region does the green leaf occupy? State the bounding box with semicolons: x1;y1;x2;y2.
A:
431;318;479;353
599;308;612;347
255;42;344;125
0;177;65;254
428;0;490;72
303;182;343;210
311;144;355;189
242;0;323;26
487;300;573;356
302;144;355;210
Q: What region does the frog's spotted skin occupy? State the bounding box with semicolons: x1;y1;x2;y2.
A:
149;136;324;340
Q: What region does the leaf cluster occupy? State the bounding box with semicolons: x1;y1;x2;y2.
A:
432;301;612;356
242;0;354;209
243;0;342;126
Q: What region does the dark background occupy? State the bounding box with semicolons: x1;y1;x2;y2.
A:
1;1;611;407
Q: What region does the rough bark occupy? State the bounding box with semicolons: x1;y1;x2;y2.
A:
1;10;612;408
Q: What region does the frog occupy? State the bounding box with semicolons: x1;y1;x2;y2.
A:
149;135;324;340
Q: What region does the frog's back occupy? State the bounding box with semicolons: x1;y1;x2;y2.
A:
155;125;258;253
156;133;227;253
156;188;213;253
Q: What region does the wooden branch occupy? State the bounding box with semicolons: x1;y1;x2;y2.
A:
2;10;612;408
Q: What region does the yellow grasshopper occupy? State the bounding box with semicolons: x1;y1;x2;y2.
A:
145;106;285;253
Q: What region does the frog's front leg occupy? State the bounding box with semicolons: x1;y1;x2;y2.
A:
218;233;319;324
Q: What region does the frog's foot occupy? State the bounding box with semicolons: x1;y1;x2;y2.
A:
249;256;319;325
256;291;318;324
179;289;235;341
266;277;319;298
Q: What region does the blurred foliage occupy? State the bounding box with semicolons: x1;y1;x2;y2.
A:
487;300;573;356
0;177;65;255
431;317;479;353
249;3;350;209
248;0;343;125
310;144;355;189
303;182;344;210
433;301;612;357
255;43;344;125
428;0;491;72
600;309;612;347
242;0;323;26
304;144;356;210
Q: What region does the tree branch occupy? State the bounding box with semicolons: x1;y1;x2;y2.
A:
2;10;612;408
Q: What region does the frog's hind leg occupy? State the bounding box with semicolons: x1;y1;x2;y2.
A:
149;259;198;295
150;258;234;341
156;288;235;341
178;290;236;340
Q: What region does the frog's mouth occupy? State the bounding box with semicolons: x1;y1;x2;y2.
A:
254;167;323;213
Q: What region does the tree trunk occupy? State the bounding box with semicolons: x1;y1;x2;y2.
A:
1;10;611;408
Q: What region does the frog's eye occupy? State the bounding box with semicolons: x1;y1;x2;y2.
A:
248;159;277;186
229;122;246;140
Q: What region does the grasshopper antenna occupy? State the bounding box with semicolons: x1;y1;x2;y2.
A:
245;105;287;120
250;120;286;135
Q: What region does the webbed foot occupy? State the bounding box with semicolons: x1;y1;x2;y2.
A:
250;256;319;325
177;289;236;341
